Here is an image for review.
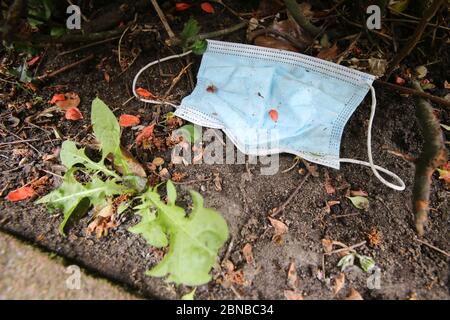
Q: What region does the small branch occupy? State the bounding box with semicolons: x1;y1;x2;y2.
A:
271;172;310;217
385;0;445;78
415;238;450;257
35;54;95;82
283;0;321;37
150;0;175;39
166;21;248;47
411;81;448;236
325;241;367;256
374;79;450;110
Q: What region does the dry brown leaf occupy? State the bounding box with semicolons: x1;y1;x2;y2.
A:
55;92;80;110
87;203;117;238
287;261;299;289
368;58;388;77
301;159;319;177
254;35;299;53
334;272;345;295
322;238;333;253
111;147;147;178
213;172;222;191
325;200;340;214
242;243;254;265
284;290;303;300
298;2;314;18
317;43;339;61
324;172;336;194
345;288;364;300
268;217;288;244
350;189;369;197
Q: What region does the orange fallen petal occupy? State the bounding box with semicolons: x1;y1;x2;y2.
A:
65;107;83;121
136;87;156;99
136;124;155;145
50;93;66;104
269;109;279;122
6;186;35;202
175;2;192;11
395;76;406;85
119;114;140;127
27;55;41;66
201;2;215;13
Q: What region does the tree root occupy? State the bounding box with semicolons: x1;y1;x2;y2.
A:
412;81;448;236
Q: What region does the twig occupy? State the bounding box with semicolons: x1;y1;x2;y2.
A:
271;172;311;217
163;63;193;98
283;0;321;36
40;169;63;179
0;138;41;147
150;0;175;39
331;212;361;219
57;36;121;57
118;25;131;69
385;0;446;78
35;54;95;82
221;237;234;266
166;21;248;47
412;81;447;236
325;241;366;256
415;238;450;257
374;79;450;109
0;128;42;155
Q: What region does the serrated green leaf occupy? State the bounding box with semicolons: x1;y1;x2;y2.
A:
51;27;65;37
166;180;177;206
180;18;200;44
357;255;376;272
91;98;121;160
36;169;127;234
129;210;168;248
131;181;229;286
337;253;355;271
181;288;196;300
60;140;120;178
346;196;369;210
191;39;207;55
117;200;132;215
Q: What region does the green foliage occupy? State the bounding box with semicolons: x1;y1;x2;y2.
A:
346;196;369;210
129;181;229;286
181;288;196;300
36;169;127;234
36;98;230;286
178;124;201;144
36;98;133;233
179;18;207;55
337;252;376;273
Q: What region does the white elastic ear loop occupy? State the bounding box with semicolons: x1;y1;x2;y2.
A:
132;50;192;108
340;85;406;191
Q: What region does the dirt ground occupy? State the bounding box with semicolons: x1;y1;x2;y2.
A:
0;1;449;300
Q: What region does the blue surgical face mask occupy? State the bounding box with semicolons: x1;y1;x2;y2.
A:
133;40;405;191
